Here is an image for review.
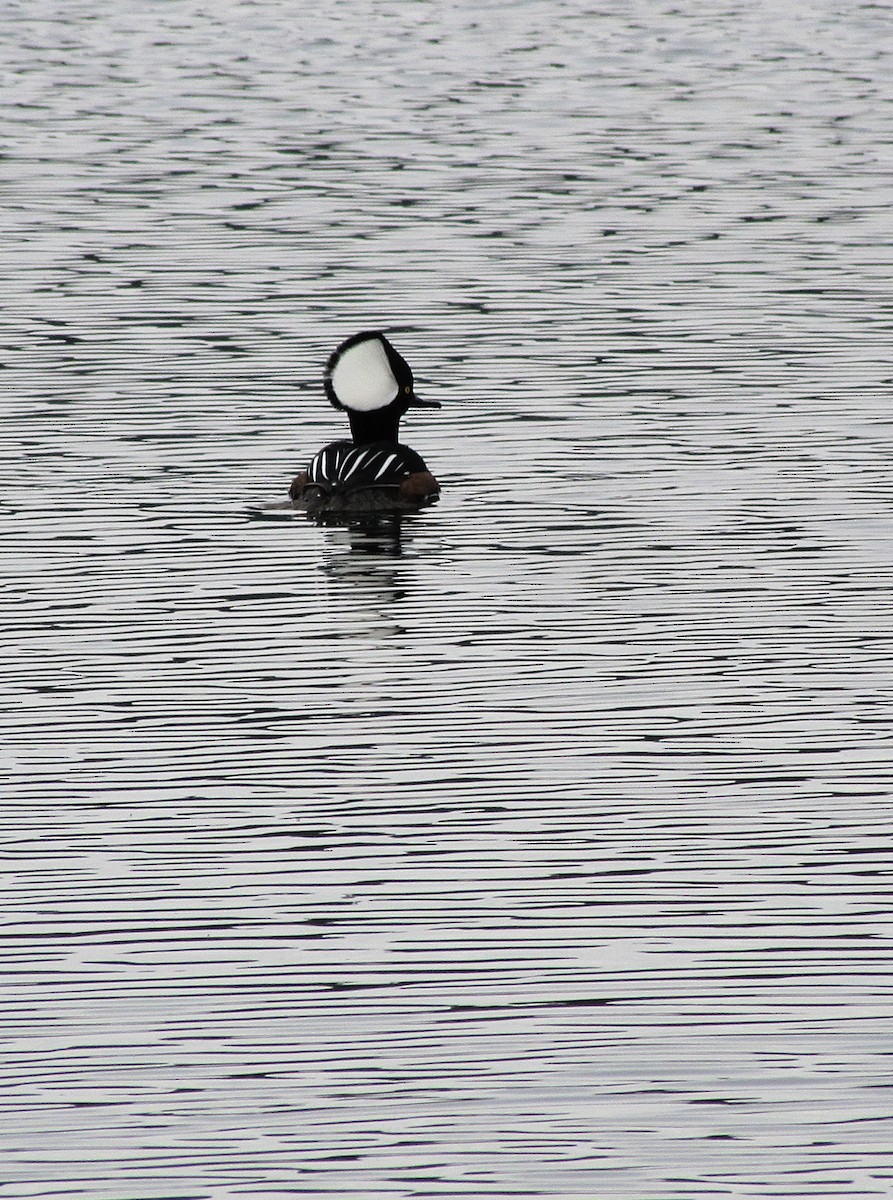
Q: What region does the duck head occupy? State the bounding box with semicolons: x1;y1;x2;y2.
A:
324;331;440;444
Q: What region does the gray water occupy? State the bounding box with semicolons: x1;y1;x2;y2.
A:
3;1;893;1196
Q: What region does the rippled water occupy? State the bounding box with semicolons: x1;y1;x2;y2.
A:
3;1;893;1196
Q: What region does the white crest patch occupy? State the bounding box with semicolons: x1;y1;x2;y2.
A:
330;337;398;412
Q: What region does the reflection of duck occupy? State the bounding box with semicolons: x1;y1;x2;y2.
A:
327;517;406;557
290;332;441;516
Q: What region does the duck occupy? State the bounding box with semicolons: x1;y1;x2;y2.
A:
290;331;441;516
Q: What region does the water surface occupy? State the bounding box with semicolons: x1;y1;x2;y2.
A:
3;1;893;1196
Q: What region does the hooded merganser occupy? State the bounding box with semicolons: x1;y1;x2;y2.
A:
290;331;441;514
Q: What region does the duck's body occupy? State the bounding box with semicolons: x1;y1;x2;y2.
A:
290;332;440;516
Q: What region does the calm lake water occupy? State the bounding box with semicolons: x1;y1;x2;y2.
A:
3;1;893;1196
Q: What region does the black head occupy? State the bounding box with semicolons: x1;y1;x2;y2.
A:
323;331;439;444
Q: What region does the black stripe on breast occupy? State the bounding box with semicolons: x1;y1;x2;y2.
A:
305;441;427;493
